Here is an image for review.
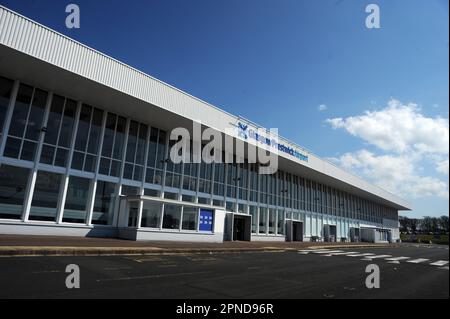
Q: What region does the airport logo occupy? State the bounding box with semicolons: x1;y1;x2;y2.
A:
236;121;309;163
237;122;249;140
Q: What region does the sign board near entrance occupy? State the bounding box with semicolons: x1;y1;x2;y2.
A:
199;209;213;232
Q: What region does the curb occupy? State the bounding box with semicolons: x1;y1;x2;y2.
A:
0;244;392;257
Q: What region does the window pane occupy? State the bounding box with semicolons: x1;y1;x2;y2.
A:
110;160;121;177
113;116;126;160
249;206;257;233
259;208;267;234
144;188;159;197
25;89;47;141
162;204;181;229
54;148;68;167
164;192;178;200
87;108;103;154
121;185;139;196
141;201;162;228
20;140;37;161
83;154;96;172
146;128;158;169
145;168;154;184
182;206;198;230
101;113;116;157
277;210;285;235
128;201;139;227
154;169;163;185
3;137;21;158
58;99;77;147
92;181;117;225
135;124;147;165
63;176;91;223
133;165;143;181
156;130;166;169
8;84;33;137
123;163;133;180
44;95;64;145
126;121;138;163
269;209;276;234
40;145;55;165
71;151;84;170
29;171;62;222
0;165;30;219
99;157;110;175
0;76;14;135
74;104;91;151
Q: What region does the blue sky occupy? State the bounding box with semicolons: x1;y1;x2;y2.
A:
1;0;448;218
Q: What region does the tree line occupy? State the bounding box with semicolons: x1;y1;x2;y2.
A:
399;215;449;234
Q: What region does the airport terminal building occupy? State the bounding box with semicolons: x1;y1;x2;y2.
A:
0;6;410;243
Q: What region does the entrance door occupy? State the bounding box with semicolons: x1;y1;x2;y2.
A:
128;201;139;227
329;225;337;242
350;227;360;242
324;224;337;242
293;221;303;241
233;215;251;241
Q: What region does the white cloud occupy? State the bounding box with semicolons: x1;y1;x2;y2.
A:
326;99;449;200
318;104;327;112
333;150;449;199
436;159;449;175
326;99;449;155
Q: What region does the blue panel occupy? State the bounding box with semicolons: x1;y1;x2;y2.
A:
199;209;213;232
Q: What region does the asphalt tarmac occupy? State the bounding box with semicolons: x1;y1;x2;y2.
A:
0;244;448;299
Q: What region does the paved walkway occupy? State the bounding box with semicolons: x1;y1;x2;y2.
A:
0;234;394;256
0;234;392;248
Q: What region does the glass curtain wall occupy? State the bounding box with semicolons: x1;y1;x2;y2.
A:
0;75;399;230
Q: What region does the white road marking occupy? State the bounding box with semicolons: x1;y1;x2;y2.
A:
385;257;411;261
407;258;430;264
346;253;375;257
323;252;358;257
313;250;343;254
429;260;449;267
362;255;392;260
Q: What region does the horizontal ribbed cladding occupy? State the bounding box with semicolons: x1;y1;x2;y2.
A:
0;6;236;133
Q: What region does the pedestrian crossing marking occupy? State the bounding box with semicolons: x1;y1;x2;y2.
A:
346;253;375;257
361;255;392;260
385;257;410;261
297;249;447;269
407;258;429;264
429;260;449;267
323;252;358;257
313;250;343;254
